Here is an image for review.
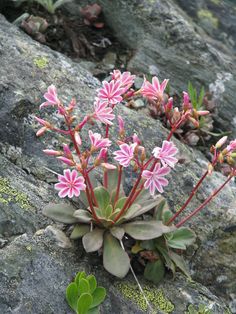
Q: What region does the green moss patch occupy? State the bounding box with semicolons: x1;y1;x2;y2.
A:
0;177;30;209
116;282;174;313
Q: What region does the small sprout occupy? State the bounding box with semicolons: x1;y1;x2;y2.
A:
66;271;106;314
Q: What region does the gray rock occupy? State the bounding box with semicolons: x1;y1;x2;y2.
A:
0;12;235;312
89;0;236;138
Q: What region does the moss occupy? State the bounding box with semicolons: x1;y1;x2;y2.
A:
210;0;220;4
33;57;49;69
185;304;213;314
197;10;219;29
0;177;30;209
116;282;174;313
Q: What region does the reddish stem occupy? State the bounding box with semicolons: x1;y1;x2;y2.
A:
85;172;98;207
166;115;187;141
84;184;100;224
167;169;209;225
176;174;233;228
114;165;123;206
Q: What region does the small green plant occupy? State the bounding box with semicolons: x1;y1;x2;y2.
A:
185;303;213;314
12;0;72;14
187;82;205;111
66;271;106;314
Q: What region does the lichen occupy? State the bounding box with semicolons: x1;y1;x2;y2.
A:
197;10;219;29
33;56;49;69
185;304;213;314
210;0;220;4
116;282;174;313
0;177;30;209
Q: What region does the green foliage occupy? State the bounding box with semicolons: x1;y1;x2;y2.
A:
66;271;106;314
12;0;72;14
185;303;213;314
188;82;205;110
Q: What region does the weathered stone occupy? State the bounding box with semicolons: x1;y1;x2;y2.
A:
0;12;235;312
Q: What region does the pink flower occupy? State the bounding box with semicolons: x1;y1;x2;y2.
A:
140;76;169;101
97;80;124;105
94;98;115;125
227;140;236;153
111;70;135;92
153;141;178;168
215;136;227;149
40;85;60;109
55;169;86;198
142;163;170;195
113;143;136;167
89;130;111;150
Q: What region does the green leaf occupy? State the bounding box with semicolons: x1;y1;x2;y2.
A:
106;168;119;193
111;186;125;205
88;307;100;314
79;191;89;208
198;86;205;107
114;197;127;210
43;203;78;224
103;232;130;278
104;204;113;218
70;225;90;239
166;228;196;250
86;275;97;294
75;272;86;287
141;239;155;250
66;282;79;311
123;221;174;240
155;240;175;274
93;187;110;210
73;210;93;223
90;287;106;308
82;228;104;253
77;293;93;314
169;251;191;278
110;226;125;240
153;197;169;221
144;260;165;284
162;210;173;224
78;278;90;295
119;204;141;222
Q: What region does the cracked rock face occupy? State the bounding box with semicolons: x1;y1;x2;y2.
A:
0;12;235;313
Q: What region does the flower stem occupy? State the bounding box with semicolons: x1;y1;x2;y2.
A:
114;165;123;206
176;174;233;228
167;169;209;225
85;172;98;207
84;183;100;224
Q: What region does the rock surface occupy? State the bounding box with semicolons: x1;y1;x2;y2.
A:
0;12;235;313
86;0;236;138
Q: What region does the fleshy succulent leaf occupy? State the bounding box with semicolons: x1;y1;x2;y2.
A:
73;210;93;223
169;251;191;278
93;186;110;210
70;224;90;239
162;210;173;224
153;197;169;221
166;228;196;250
103;232;130;278
104;204;113;218
78;278;90;295
82;228;104;252
110;226;125;240
77;293;93;314
123;221;174;240
114;197;127;210
90;287;106;308
66;282;79;311
43;203;78;223
144;260;165;284
86;275;97;294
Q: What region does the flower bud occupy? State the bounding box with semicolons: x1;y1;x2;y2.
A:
208;163;214;175
57;105;66;115
101;163;116;170
140;147;146;162
133;133;141;145
164;97;173;113
197;110;210;116
182;92;191;111
215;136;228;149
35;116;51;128
74;132;82;146
217;152;224;163
36;126;47;137
57;156;75;166
188;117;199;128
226;155;235;165
43;149;62;156
63;144;72;158
118;115;125;137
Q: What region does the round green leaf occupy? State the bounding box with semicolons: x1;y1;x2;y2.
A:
78;278;90;295
144;260;165;284
82;228;104;253
86;275;97;294
110;226;125;240
43;203;78;223
90;287;106;308
73;210;93;223
66;282;79;311
77;293;93;314
166;228;196;250
124;221;173;240
103;233;130;278
70;225;90;239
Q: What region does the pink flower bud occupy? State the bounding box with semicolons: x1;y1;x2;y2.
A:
125;90;135;98
57;156;75;166
35;116;50;127
74;132;82;146
118;115;125;134
63;144;72;157
188;117;199;128
133;133;141;145
111;69;121;80
164;97;173;112
227;139;236;152
78;116;89;129
197;110;209;116
43;149;62;156
101;163;117;170
183;91;191;110
36;127;47;137
57;105;66;115
98;148;107;160
215;136;228;149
